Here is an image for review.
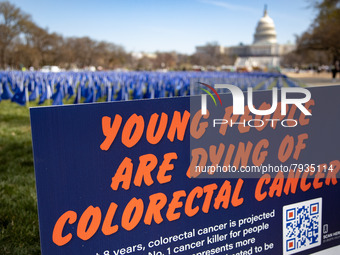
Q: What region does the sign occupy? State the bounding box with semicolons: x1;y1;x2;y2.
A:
30;85;340;255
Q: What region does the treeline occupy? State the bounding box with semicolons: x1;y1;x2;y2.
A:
0;1;152;69
1;0;338;70
282;0;340;68
0;1;234;70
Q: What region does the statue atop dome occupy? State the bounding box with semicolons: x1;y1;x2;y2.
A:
253;5;277;45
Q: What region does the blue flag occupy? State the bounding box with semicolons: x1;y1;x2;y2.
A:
52;89;63;105
106;86;112;102
1;81;13;100
84;87;95;103
11;87;27;106
29;85;39;101
96;85;101;101
38;84;52;105
73;92;79;104
67;85;74;99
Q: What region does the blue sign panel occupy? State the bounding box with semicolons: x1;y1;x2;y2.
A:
30;85;340;255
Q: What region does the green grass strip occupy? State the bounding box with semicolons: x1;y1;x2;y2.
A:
254;78;269;90
267;78;278;90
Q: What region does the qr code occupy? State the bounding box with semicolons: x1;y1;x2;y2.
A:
283;198;322;255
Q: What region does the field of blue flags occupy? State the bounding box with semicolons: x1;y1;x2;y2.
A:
0;71;301;106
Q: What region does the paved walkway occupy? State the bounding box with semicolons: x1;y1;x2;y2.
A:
284;72;340;87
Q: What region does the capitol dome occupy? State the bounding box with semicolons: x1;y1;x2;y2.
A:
253;6;277;45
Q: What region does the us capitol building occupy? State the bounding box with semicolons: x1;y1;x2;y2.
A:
196;6;295;70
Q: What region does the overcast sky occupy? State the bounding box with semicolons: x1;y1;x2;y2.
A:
9;0;316;54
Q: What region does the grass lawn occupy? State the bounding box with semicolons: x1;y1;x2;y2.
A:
0;95;107;254
0;100;43;254
0;90;148;254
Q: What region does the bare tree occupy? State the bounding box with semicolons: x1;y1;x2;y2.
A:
0;1;31;68
297;0;340;64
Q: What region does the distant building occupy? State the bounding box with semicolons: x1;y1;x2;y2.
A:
131;52;157;60
196;45;225;55
196;6;295;70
